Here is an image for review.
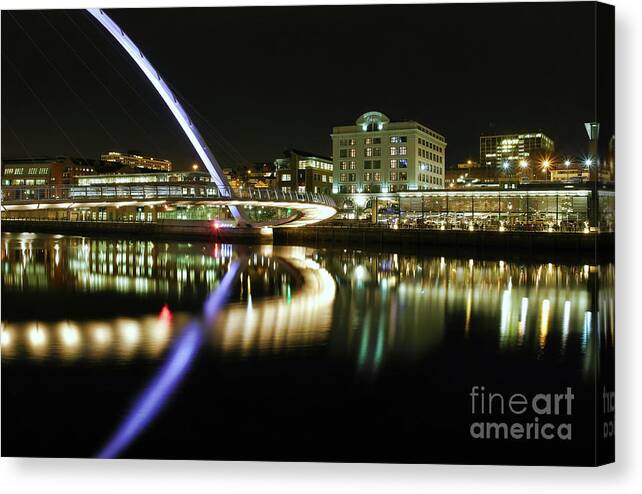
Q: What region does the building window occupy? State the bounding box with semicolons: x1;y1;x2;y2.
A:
339;138;356;146
372;160;381;169
399;172;408;181
13;168;24;175
349;149;356;158
390;159;397;169
4;168;14;175
364;160;372;169
391;136;407;143
390;172;398;181
365;147;373;157
399;159;408;168
340;173;347;182
339;161;356;170
373;147;381;157
322;175;327;182
339;149;347;158
364;172;372;181
399;146;407;156
373;172;381;182
365;137;381;145
390;146;398;156
281;174;291;181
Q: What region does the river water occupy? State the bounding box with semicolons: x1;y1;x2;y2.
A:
1;232;613;464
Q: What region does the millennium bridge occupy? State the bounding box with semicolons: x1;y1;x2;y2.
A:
1;8;337;229
1;184;337;228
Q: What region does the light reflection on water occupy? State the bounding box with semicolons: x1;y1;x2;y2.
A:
1;233;613;375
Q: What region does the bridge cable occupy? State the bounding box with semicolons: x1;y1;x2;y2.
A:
164;81;252;167
2;53;87;159
70;10;167;122
1;113;38;162
80;9;243;168
7;12;123;152
81;9;250;170
40;11;165;159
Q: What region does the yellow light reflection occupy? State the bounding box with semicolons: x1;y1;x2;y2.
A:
28;324;48;357
1;326;13;351
55;322;82;359
117;319;141;355
539;299;550;349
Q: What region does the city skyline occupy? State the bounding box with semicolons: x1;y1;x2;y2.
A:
2;4;614;171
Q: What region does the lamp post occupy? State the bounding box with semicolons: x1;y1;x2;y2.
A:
541;159;551;181
519;159;529;181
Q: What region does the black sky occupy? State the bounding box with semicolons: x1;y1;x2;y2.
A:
1;3;614;171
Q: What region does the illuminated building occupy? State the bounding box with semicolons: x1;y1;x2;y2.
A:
77;170;211;186
76;170;224;222
479;132;554;168
549;166;591;182
275;149;333;194
1;156;95;198
332;111;446;195
457;160;480;169
101;151;172;172
245;162;277;189
224;162;277;190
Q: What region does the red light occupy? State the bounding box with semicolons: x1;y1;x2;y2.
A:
159;304;173;322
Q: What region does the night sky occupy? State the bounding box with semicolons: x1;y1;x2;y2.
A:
1;3;614;171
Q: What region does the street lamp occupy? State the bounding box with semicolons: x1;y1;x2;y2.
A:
584;158;593;167
192;163;199;171
518;160;529;179
502;161;510;170
540;159;551;180
564;159;571;167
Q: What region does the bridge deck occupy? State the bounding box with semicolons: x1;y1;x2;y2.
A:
1;185;337;228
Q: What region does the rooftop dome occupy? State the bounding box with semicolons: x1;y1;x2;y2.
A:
355;111;390;131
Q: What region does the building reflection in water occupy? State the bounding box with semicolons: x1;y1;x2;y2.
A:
1;233;613;378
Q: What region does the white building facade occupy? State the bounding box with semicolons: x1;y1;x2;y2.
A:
331;111;446;199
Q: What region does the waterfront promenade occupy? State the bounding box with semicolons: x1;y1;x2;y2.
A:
1;218;613;259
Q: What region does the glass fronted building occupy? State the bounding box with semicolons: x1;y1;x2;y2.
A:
334;183;614;233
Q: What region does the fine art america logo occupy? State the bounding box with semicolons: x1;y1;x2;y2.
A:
469;386;574;441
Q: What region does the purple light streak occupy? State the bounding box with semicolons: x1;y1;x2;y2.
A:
97;261;242;459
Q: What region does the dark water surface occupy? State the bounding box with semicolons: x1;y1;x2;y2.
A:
1;232;613;464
